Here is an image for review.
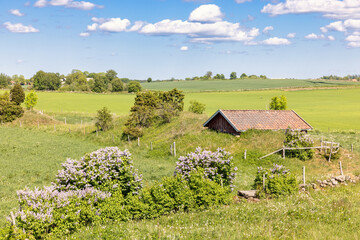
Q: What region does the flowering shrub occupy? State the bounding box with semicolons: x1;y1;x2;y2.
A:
55;147;143;196
253;164;298;197
284;129;314;160
174;147;237;189
14;186;110;238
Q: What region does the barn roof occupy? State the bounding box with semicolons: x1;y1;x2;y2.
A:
203;110;313;132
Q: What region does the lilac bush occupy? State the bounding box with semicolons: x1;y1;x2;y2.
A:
284;129;314;160
174;147;237;189
55;147;143;196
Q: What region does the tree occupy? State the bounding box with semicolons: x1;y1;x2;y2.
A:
269;95;288;110
32;71;61;90
205;71;213;79
240;73;248;79
188;100;206;114
111;78;124;92
230;72;237;79
128;81;142;93
106;69;118;83
95;107;113;131
147;77;152;83
0;100;24;122
24;91;38;110
10;84;25;105
91;75;106;93
0;74;11;88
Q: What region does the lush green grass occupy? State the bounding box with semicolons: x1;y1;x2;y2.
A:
0;127;102;226
71;183;360;239
141;78;360;92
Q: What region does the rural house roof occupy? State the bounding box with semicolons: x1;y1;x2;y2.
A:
203;110;313;132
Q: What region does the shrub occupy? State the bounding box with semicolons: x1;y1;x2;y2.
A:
95;107;113;131
253;164;298;198
0;100;24;122
10;84;25;105
55;147;143;197
24;91;38;110
174;147;237;190
269;95;288;110
128;81;142;93
188;100;206;114
284;129;314;160
111;78;124;92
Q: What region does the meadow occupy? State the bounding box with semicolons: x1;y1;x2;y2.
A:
141;78;360;92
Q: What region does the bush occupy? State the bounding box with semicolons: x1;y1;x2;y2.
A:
269;95;288;110
95;107;113;131
0;100;24;122
174;147;237;189
24;91;38;110
128;81;142;93
284;129;314;160
253;164;298;198
10;84;25;105
188;100;206;114
111;78;124;92
55;147;143;196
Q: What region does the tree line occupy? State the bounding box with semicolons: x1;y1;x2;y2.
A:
321;75;360;81
184;71;267;81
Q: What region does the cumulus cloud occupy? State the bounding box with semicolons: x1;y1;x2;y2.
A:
9;9;24;17
305;33;335;40
34;0;101;10
188;4;223;22
345;32;360;47
80;32;90;37
3;22;39;33
180;46;189;51
287;33;296;38
261;0;360;19
262;37;291;45
263;26;274;34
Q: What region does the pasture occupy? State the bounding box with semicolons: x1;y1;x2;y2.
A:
141;78;360;92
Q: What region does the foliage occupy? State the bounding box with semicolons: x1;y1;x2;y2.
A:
124;89;184;138
32;70;61;90
24;91;38;110
175;147;237;189
0;91;10;102
214;74;225;79
240;73;247;79
269;95;288;110
10;84;25;105
230;72;237;79
111;78;124;92
188;100;206;114
284;129;314;160
128;81;142;93
105;69;117;83
95;107;113;131
0;101;24;122
147;77;152;83
254;164;298;197
91;75;106;93
55;147;143;196
0;73;11;88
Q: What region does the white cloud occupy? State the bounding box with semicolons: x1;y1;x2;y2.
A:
87;23;98;31
128;21;145;32
305;33;334;40
287;33;296;38
98;18;131;32
345;32;360;47
9;9;24;17
180;46;189;51
80;32;90;37
3;22;39;33
261;0;360;19
188;4;223;22
235;0;252;3
34;0;101;10
263;26;274;34
262;37;291;45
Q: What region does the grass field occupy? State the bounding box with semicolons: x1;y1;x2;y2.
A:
141;78;360;92
2;88;357;131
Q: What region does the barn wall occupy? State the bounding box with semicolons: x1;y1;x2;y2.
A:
206;114;238;135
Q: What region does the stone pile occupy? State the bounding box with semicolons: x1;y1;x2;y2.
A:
302;175;360;190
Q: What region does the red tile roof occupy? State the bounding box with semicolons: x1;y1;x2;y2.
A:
204;110;312;132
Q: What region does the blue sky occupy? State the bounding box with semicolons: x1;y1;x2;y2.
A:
1;0;360;79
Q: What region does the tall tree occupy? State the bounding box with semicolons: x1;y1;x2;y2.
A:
230;72;237;79
10;84;25;105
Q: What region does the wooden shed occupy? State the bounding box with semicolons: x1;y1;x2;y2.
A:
203;110;312;135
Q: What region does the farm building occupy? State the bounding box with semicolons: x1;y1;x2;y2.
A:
203;110;312;135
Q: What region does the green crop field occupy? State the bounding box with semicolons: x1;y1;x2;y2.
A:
141;78;360;92
2;88;357;131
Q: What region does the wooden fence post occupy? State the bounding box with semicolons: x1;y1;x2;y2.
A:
170;144;173;155
340;161;344;176
150;142;153;150
244;150;247;160
137;137;140;147
173;142;176;158
64;117;66;125
127;135;130;143
282;146;285;159
303;166;306;185
263;174;266;191
328;142;333;162
351;144;354;152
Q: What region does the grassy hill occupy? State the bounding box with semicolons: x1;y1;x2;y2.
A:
141;78;360;92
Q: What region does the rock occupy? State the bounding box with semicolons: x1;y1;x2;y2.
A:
299;184;307;188
345;176;351;181
335;176;346;182
331;179;338;185
238;190;257;199
311;183;317;189
252;198;261;203
317;180;322;184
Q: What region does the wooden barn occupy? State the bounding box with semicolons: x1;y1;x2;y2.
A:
203;110;312;135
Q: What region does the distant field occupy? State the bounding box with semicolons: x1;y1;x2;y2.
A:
141;78;360;92
1;87;359;131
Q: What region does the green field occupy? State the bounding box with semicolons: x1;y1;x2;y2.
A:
141;78;360;92
3;88;357;131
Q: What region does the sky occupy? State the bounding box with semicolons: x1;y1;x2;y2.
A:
1;0;360;80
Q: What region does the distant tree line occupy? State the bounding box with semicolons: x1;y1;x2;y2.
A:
185;71;267;81
321;75;360;81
